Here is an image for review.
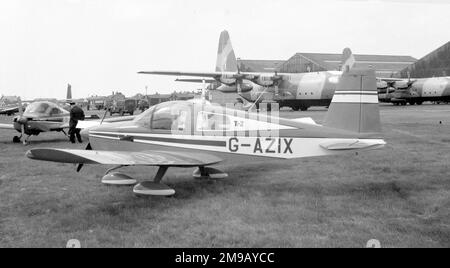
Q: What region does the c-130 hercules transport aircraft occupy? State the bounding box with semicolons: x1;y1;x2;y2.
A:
26;64;385;197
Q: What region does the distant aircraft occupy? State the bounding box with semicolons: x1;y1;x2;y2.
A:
140;30;352;111
0;106;20;116
26;65;385;197
377;76;450;105
0;96;23;116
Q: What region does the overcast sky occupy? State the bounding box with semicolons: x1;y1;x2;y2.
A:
0;0;449;99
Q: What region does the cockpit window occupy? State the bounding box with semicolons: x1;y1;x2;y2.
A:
26;102;50;114
151;106;174;130
50;107;62;116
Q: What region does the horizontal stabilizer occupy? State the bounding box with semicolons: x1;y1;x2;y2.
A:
291;117;318;125
320;139;386;151
26;148;223;167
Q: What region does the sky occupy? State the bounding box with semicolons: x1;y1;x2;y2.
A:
0;0;449;99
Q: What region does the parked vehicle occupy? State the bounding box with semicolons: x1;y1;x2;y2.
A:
110;99;137;116
138;99;150;112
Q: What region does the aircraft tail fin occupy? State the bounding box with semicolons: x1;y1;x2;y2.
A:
66;84;72;101
324;53;381;134
215;30;238;72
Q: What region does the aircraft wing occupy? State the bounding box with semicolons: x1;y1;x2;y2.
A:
26;148;223;167
0;123;14;130
175;78;217;83
0;107;19;115
139;71;222;78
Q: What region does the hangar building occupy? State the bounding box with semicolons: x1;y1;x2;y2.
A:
240;52;417;78
399;41;450;78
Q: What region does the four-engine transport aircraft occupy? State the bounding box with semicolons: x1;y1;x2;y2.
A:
140;30;355;111
377;76;450;105
25;65;386;197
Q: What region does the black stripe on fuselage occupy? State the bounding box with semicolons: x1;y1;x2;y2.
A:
334;92;378;95
90;132;227;147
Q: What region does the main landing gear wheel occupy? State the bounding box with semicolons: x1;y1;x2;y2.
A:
133;182;175;196
193;167;228;180
13;136;21;143
133;166;176;197
101;172;137;186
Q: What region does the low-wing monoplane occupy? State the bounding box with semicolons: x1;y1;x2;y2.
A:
26;65;385;197
0;101;99;144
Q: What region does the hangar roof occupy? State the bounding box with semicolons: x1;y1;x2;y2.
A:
239;60;286;73
399;41;450;78
240;53;417;77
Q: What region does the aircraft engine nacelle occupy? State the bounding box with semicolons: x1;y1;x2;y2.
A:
217;83;253;93
393;81;410;90
253;75;276;87
219;74;237;85
377;80;388;90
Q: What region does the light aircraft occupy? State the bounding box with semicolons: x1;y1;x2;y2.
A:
26;64;386;197
0;96;23;116
0;105;20;116
0;85;99;144
140;31;354;111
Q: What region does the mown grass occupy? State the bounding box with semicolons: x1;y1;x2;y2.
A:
0;105;449;248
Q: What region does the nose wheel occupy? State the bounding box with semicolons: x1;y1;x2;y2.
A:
13;136;21;143
13;135;30;145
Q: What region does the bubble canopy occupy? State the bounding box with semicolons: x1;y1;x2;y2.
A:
24;101;69;116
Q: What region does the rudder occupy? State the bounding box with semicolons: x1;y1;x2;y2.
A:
324;68;381;134
215;30;238;72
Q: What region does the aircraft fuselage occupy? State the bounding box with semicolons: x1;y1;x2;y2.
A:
238;71;341;110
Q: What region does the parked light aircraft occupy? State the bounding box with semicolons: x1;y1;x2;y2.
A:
26;65;385;197
0;106;20;116
0;85;99;144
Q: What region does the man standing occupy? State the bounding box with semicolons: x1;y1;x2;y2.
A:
69;102;85;143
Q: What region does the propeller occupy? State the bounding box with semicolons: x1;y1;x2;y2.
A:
201;79;207;102
76;142;92;172
76;109;105;172
273;71;281;97
236;58;243;94
18;97;26;145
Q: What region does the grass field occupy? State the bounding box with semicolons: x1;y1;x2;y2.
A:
0;104;449;248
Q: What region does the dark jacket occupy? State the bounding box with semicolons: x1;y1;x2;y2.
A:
69;106;85;128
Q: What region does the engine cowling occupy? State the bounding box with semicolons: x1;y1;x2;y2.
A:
219;74;237;85
252;75;276;87
393;81;410;90
217;83;253;93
